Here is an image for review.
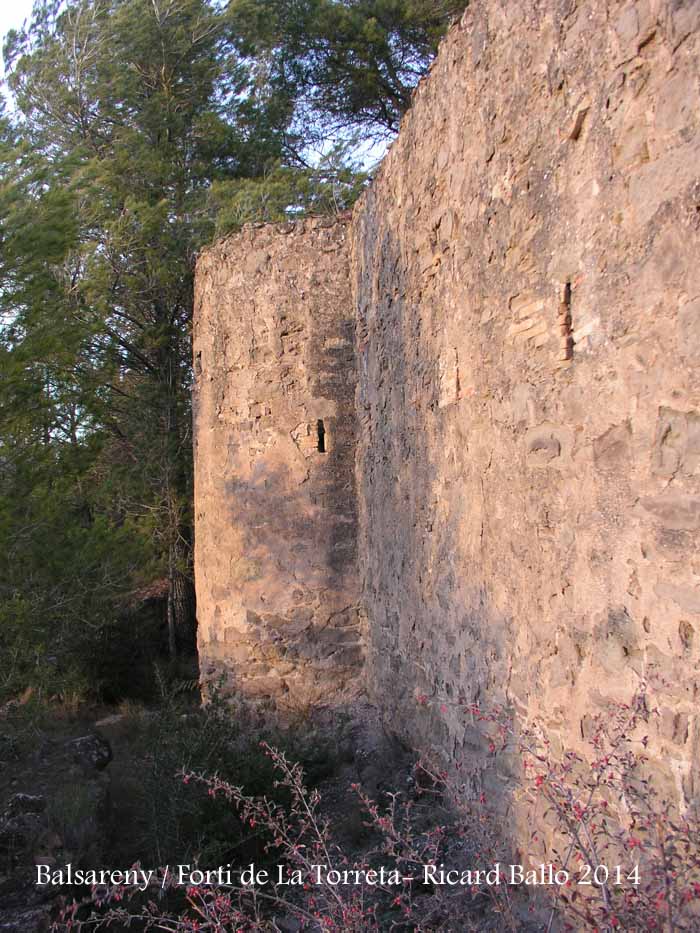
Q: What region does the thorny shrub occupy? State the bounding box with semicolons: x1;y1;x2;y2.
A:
53;688;700;931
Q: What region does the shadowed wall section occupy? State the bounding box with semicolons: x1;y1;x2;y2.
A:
352;0;700;806
193;218;364;713
195;0;700;813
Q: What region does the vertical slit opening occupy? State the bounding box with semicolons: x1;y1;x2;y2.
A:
317;419;326;453
560;282;574;360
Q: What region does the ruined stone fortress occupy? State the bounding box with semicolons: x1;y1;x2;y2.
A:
194;0;700;815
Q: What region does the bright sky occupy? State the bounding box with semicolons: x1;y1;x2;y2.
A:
1;0;35;71
0;0;389;167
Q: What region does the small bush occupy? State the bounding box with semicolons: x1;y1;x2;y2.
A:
54;689;700;931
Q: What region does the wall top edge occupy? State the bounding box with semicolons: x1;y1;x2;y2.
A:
352;2;476;219
199;3;477;261
197;212;352;267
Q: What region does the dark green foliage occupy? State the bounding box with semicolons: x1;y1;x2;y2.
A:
208;141;370;235
106;677;338;869
228;0;467;139
0;0;293;701
0;0;452;703
108;683;256;867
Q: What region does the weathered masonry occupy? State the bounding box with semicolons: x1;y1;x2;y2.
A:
194;219;364;712
195;0;700;810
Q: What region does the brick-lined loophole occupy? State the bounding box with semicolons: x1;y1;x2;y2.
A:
560;282;574;360
317;419;326;453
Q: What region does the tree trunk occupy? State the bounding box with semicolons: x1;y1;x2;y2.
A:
167;539;196;658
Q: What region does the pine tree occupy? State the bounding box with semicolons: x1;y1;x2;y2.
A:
0;0;453;699
1;0;293;694
228;0;466;140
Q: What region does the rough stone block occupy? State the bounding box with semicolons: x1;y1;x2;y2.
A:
195;0;700;855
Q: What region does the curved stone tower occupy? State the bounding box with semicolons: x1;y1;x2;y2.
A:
193;217;364;713
195;0;700;821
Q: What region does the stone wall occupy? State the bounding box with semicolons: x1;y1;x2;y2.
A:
194;0;700;807
193;218;364;713
352;0;700;806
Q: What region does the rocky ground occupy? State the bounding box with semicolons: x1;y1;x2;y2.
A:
0;697;546;932
0;700;112;932
0;696;416;932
